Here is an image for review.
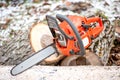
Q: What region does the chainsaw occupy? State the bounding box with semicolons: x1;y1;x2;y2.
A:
11;14;104;76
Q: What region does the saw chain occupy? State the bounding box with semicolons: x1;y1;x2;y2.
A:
89;20;115;65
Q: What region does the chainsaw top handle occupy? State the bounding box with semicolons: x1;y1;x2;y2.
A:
56;14;86;56
46;15;73;40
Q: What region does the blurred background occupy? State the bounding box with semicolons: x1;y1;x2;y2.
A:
0;0;120;66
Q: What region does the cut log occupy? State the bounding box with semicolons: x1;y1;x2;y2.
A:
30;23;52;51
29;23;64;64
85;50;103;65
61;50;102;66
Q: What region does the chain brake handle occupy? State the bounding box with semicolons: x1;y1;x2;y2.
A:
46;15;73;40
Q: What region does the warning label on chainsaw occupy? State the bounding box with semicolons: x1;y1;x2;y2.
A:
82;37;89;47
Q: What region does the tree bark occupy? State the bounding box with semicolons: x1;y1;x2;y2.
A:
0;30;34;65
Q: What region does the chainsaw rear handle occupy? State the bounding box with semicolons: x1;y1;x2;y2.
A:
82;16;103;29
56;14;86;56
46;15;73;40
86;17;104;38
87;17;103;27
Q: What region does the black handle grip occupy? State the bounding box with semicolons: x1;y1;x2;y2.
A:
81;24;91;29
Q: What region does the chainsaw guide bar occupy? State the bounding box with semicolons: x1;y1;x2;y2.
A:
11;44;56;76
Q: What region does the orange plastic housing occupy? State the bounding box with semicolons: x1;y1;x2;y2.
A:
56;15;104;56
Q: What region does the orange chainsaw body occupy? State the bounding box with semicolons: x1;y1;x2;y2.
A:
55;15;104;56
